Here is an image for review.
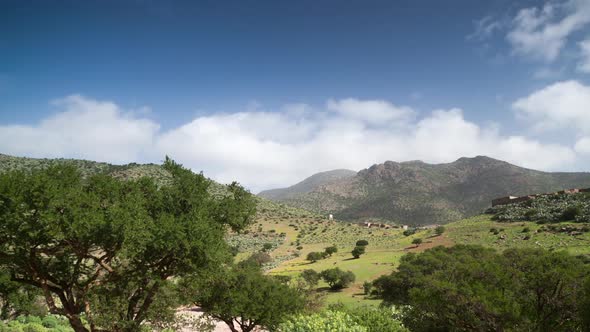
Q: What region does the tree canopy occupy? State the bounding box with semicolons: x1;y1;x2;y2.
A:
190;264;304;332
0;158;257;332
372;245;590;331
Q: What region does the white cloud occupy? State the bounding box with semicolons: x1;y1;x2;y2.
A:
326;98;415;126
512;80;590;133
1;94;583;191
506;0;590;62
0;95;159;164
575;136;590;154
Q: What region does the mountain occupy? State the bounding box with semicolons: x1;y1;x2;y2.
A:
258;156;590;225
258;169;356;200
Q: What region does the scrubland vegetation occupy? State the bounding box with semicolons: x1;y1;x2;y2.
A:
1;156;590;331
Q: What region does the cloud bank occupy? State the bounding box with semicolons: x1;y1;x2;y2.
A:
2;82;590;191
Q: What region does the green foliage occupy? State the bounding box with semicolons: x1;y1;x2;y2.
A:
279;310;367;332
190;264;305;332
411;238;422;246
319;268;355;290
355;240;369;246
300;270;320;288
0;269;44;319
351;246;366;259
402;229;415;237
0;159;256;332
488;193;590;223
262;242;274;252
243;251;273;267
0;315;74;332
336;306;408;332
434;225;445;236
306;252;324;263
362;281;372;295
324;245;338;256
373;245;590;331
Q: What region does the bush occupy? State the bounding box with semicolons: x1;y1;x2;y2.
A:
23;323;46;332
351;246;366;259
319;268;355;290
373;245;589;331
355;240;369;246
324;245;338;256
402;229;416;237
434;226;445;236
341;306;408;332
306;252;324;263
279;310;367;332
411;238;422;247
301;269;320;288
362;281;373;295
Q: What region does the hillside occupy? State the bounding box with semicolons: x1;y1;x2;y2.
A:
258;156;590;225
0;153;314;220
258;169;356;200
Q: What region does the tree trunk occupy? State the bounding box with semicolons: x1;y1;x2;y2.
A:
67;314;90;332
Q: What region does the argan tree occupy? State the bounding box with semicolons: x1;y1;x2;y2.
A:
351;246;366;259
0;158;256;332
191;264;304;332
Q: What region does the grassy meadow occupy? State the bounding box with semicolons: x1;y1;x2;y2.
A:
232;207;590;308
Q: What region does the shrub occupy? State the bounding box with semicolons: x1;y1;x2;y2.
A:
434;226;445;236
356;240;369;246
411;238;422;247
351;246;366;259
306;252;324;263
324;245;338;256
23;323;46;332
300;269;320;288
319;268;355;290
279;310;367;332
403;229;416;237
374;245;589;331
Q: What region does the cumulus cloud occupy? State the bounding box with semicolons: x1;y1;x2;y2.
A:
506;0;590;62
1;94;584;191
0;95;159;163
512;80;590;133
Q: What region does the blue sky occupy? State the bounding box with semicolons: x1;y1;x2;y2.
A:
2;0;590;191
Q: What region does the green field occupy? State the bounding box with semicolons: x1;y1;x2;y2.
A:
245;211;590;308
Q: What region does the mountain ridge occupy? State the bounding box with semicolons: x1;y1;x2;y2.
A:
259;156;590;225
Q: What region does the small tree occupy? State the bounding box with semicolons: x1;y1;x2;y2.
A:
352;246;366;259
324;245;338;257
412;238;423;247
306;252;324;263
193;265;304;332
301;269;320;288
356;240;369;246
320;268;356;290
435;226;445;236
